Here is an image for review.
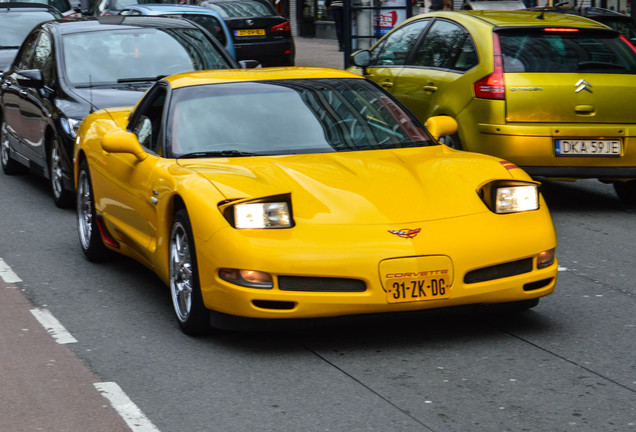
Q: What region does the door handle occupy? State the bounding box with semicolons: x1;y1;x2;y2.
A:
423;85;438;93
575;105;595;115
381;81;393;90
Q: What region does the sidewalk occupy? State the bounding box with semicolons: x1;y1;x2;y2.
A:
294;36;347;70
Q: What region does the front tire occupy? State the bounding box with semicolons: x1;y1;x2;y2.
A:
169;208;210;335
613;181;636;205
49;136;74;208
439;132;462;150
1;117;27;175
77;159;112;261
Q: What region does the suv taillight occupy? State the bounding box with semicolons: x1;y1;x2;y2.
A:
474;32;505;100
271;22;290;32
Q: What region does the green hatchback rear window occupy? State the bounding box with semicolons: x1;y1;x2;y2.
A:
497;28;636;73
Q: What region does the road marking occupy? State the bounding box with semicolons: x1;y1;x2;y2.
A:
94;382;160;432
0;258;22;283
30;308;78;344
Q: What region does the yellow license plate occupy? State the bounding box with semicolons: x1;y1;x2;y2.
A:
386;275;450;303
236;29;265;37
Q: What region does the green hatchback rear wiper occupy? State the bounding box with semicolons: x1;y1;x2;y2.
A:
177;150;259;159
577;61;626;70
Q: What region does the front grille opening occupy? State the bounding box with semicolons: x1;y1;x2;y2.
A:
523;278;553;292
278;276;366;292
464;258;533;284
252;300;296;310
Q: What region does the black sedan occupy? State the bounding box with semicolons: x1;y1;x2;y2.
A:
200;0;294;66
0;2;62;72
0;15;238;207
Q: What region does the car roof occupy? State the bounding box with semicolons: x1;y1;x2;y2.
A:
47;14;208;34
0;1;61;13
165;68;363;89
414;10;611;29
123;3;223;15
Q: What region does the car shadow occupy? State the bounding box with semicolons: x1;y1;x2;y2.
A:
537;178;635;212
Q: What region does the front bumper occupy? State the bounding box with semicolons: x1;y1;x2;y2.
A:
195;208;558;320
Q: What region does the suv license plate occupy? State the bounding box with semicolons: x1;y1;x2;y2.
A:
555;139;621;157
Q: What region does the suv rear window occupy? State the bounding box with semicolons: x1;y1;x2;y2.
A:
497;28;636;73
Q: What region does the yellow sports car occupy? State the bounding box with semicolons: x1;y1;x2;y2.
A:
74;68;558;334
349;11;636;203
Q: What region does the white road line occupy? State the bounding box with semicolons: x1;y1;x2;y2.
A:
0;258;22;283
94;382;160;432
29;308;78;344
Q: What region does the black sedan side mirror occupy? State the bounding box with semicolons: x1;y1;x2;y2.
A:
239;60;261;69
16;69;44;89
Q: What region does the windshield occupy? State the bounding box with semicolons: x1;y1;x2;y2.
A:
201;0;276;18
168;79;433;158
62;28;231;86
498;28;636;73
0;11;58;47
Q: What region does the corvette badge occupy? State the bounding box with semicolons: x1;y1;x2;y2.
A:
388;228;421;239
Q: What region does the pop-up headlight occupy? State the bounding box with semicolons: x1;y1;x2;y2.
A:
480;181;540;214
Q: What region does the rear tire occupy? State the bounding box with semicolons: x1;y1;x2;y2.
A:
613;181;636;205
49;136;74;208
77;159;112;261
1;117;28;175
169;208;210;335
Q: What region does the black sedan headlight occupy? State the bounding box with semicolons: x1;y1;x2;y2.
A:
479;181;540;214
221;194;294;229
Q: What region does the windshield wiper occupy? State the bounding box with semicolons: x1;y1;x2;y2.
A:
177;150;258;159
117;76;164;83
0;45;20;49
577;61;626;70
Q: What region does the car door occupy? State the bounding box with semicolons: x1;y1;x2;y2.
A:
96;86;169;265
391;18;479;123
362;18;432;93
2;29;54;169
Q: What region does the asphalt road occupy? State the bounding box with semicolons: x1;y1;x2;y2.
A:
1;39;635;432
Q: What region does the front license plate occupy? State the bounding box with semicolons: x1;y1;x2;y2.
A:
236;29;265;37
555;139;621;157
386;275;451;304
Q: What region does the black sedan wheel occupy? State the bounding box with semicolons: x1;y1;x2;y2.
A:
169;209;210;335
77;160;111;261
1;117;27;175
49;136;74;208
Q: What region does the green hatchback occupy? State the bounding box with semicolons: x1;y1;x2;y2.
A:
349;10;636;203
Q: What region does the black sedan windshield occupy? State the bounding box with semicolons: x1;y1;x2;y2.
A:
168;79;434;157
63;28;231;86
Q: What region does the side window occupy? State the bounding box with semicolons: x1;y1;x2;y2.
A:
13;31;40;71
31;31;56;86
370;19;431;66
130;86;168;155
412;20;477;71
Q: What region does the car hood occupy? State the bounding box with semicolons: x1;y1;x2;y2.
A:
179;147;522;225
68;85;149;113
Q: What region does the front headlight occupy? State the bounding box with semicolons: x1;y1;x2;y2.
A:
60;117;82;138
480;181;539;214
222;194;294;229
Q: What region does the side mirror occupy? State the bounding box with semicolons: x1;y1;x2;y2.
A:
16;69;44;89
239;59;261;69
425;116;458;141
351;50;371;68
102;130;148;161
